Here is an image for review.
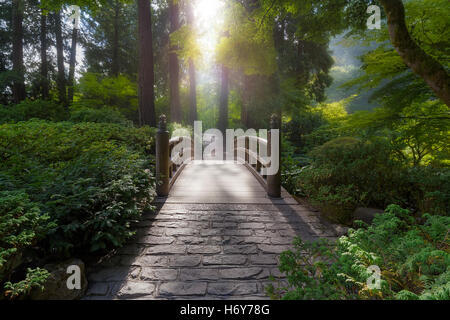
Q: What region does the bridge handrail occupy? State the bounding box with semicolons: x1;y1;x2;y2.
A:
169;136;183;146
235;135;268;146
155;114;281;198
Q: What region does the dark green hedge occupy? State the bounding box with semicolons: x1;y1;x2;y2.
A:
0;120;157;282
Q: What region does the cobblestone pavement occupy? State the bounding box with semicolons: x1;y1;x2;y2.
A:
84;203;338;300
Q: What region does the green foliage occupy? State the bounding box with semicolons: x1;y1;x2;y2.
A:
406;166;450;217
82;1;139;77
283;111;325;154
75;73;139;123
280;136;311;195
0;120;156;255
0;191;54;280
4;268;49;300
216;2;277;76
285;130;449;223
0;99;68;124
69;106;132;126
170;25;201;64
296;137;407;223
268;205;450;300
343;100;450;166
344;0;450;110
283;97;351;154
168;122;192;138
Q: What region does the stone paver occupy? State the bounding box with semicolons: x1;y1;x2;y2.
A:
84;162;337;300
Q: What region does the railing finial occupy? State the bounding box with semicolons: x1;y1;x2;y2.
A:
158;114;167;132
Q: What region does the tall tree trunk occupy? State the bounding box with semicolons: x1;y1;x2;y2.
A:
188;58;197;124
40;11;49;99
54;12;66;106
67;26;78;104
218;65;229;133
12;0;26;103
379;0;450;106
137;0;156;127
168;0;181;123
187;1;197;124
111;1;120;77
241;74;250;128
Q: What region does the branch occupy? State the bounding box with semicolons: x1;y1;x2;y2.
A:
259;0;278;29
379;0;450;106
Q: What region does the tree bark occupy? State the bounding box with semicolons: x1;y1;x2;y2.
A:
40;11;49;99
169;0;181;123
12;0;26;103
379;0;450;106
112;1;120;77
241;74;250;128
187;1;197;124
137;0;156;127
188;58;197;124
218;65;229;133
67;27;78;104
54;11;66;106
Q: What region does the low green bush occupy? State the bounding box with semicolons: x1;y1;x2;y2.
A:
283;111;325;154
4;268;49;300
75;73;139;123
268;205;450;300
0;120;157;256
0;191;54;281
69;106;133;126
280;137;311;195
407;166;450;216
297;137;407;223
288;137;449;223
0;100;68;124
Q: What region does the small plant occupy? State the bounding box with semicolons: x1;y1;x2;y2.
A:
69;106;133;126
295;137;413;222
0;99;68;124
0;191;54;280
4;268;49;300
0;120;157;257
268;205;450;300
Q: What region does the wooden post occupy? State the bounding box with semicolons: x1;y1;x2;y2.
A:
267;114;281;198
245;136;249;163
234;137;237;161
191;138;194;160
156;114;170;197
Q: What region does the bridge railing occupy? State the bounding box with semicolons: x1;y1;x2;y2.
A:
156;115;188;197
232;115;281;198
155;114;281;198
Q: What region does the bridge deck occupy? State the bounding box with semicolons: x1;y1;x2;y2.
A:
85;161;337;300
166;161;296;204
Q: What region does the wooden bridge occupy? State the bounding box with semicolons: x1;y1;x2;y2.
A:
84;115;338;300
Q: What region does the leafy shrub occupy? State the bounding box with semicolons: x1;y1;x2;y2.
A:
4;268;49;300
0;191;54;281
76;73;139;122
297;137;407;223
69;106;132;126
44;144;155;253
168;122;193;137
268;205;450;300
280;137;311;195
283;111;325;154
407;166;450;216
0;100;68;124
0;120;157;256
302;123;341;152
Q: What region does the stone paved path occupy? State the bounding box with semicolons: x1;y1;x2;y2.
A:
84;162;338;300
